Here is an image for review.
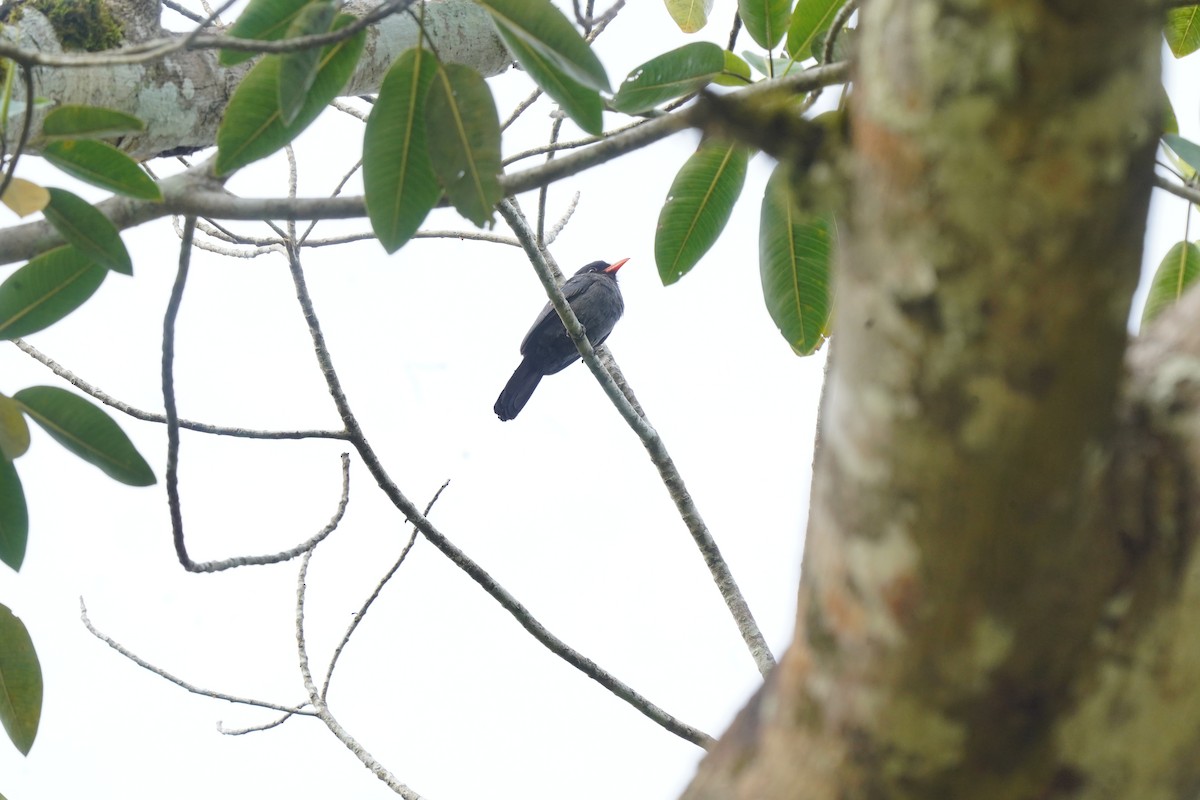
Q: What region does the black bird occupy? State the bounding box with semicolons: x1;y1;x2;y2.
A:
494;258;628;421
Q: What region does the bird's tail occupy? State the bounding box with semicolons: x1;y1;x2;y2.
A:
494;358;543;421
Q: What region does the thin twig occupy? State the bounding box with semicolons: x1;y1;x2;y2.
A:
301;157;363;245
81;598;317;717
537;116;565;246
219;711;304;735
500;2;623;132
501;88;544;132
162;0;206;24
572;0;625;31
497;199;776;676
321;480;451;701
727;12;742;51
285;244;715;748
161;232;356;572
11;339;349;440
180;0;239;49
296;549;426;799
799;0;858;112
0;66;34;201
545;192;580;246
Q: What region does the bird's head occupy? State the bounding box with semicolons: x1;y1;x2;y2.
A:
576;258;629;277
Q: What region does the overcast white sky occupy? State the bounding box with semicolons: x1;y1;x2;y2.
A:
0;3;1197;799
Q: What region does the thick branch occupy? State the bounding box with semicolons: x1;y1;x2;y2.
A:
5;0;507;159
0;61;849;267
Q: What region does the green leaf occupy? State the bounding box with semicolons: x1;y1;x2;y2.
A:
712;50;754;87
739;0;792;50
759;163;833;354
491;18;603;134
41;141;161;201
215;13;365;176
0;247;108;340
13;387;155;487
810;24;854;63
425;63;502;228
1166;5;1200;58
655;140;750;285
786;0;841;59
664;0;715;32
1163;86;1178;137
0;395;29;461
612;42;725;115
0;603;41;754
741;50;796;78
1142;241;1200;327
41;105;145;139
476;0;610;92
1163;134;1200;174
278;0;337;126
42;189;132;275
0;460;27;571
220;0;312;66
364;48;442;253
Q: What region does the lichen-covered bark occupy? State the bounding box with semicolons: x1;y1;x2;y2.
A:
6;0;508;160
682;0;1168;797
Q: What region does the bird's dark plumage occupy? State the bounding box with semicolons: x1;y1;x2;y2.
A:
495;259;627;421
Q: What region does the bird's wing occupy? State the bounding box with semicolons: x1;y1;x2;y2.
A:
517;274;592;354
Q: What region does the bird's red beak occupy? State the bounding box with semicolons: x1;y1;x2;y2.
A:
605;257;629;273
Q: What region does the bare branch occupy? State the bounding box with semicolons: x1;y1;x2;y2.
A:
798;0;858;112
537;116;566;246
497;199;777;676
161;236;356;572
162;0;206;25
0;66;34;201
296;549;426;799
322;480;451;700
285;243;715;748
218;711;305;736
81;599;317;718
545;192;581;246
12;338;350;440
0;61;850;267
1155;173;1200;206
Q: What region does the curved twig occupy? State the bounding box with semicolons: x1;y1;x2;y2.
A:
0;65;34;201
81;599;318;718
285;244;715;749
321;480;450;700
296;550;425;799
161;232;355;572
12;338;349;440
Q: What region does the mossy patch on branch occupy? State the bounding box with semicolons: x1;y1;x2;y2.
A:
3;0;124;52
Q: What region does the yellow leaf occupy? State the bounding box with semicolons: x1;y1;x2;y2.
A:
664;0;714;33
2;178;50;217
0;394;30;461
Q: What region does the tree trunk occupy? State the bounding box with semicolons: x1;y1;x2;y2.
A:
682;0;1186;797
